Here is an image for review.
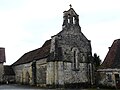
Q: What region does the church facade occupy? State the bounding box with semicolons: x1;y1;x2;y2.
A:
12;7;94;88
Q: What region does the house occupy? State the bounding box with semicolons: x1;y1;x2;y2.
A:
0;47;6;83
12;6;94;88
98;39;120;88
3;65;15;84
0;48;15;84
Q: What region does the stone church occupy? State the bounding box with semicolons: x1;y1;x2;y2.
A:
12;6;94;87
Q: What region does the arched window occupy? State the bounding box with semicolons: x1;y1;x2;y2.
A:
26;71;30;84
68;15;70;23
73;51;76;69
72;47;79;70
68;18;70;23
73;17;75;24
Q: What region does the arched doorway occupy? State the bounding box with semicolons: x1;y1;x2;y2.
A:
25;71;30;84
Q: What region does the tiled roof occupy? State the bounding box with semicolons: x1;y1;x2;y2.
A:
4;65;15;75
12;39;51;66
100;39;120;69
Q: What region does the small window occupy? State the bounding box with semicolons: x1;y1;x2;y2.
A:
107;74;112;82
115;74;120;82
72;48;79;70
73;51;76;69
73;17;75;24
68;15;70;23
68;18;70;23
115;74;119;79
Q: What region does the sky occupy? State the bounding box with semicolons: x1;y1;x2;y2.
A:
0;0;120;65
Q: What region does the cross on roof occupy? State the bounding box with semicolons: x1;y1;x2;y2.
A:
69;4;72;8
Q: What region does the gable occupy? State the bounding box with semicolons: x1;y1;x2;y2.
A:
61;7;90;50
63;8;78;17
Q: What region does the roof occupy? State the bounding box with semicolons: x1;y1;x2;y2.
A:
63;7;78;16
4;65;15;75
12;39;51;66
99;39;120;69
0;47;6;63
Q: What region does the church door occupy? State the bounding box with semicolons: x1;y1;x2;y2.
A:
26;71;30;84
115;74;120;88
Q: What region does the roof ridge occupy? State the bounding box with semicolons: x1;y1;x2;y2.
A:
12;39;51;66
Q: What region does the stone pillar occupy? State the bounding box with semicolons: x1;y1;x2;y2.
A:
54;61;64;87
46;62;55;87
31;61;36;85
54;61;58;86
88;63;94;85
57;61;64;86
46;61;64;88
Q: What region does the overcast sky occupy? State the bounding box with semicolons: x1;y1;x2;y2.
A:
0;0;120;65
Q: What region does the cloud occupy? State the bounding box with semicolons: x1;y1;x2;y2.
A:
0;0;120;64
82;19;120;60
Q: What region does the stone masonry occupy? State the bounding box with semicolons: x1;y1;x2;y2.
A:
12;6;94;88
47;6;94;87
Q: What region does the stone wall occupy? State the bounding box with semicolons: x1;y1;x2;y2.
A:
36;58;47;87
46;7;94;87
47;19;93;87
13;58;47;87
98;69;120;87
47;61;92;87
46;62;54;86
0;63;4;83
64;62;89;84
3;75;15;83
13;62;32;85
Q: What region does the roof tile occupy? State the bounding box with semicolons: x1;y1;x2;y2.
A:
100;39;120;69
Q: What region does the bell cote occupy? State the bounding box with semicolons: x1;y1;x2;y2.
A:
62;5;79;27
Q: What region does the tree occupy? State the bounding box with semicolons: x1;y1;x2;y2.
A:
93;53;101;68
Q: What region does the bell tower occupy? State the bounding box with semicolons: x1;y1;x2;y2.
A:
62;4;80;28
